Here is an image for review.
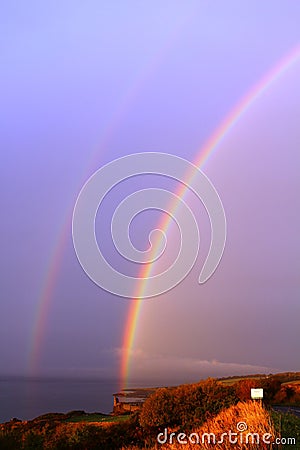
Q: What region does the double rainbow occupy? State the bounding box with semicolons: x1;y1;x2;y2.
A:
28;45;300;384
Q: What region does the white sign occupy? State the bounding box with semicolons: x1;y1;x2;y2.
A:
251;388;263;399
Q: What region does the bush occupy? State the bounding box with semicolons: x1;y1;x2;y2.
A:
235;378;261;401
140;378;238;432
261;378;282;403
139;388;177;429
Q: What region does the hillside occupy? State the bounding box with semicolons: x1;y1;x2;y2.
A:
1;372;300;449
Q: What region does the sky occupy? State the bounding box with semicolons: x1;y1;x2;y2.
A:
1;1;300;387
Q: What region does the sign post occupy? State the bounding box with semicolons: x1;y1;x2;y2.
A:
251;388;264;401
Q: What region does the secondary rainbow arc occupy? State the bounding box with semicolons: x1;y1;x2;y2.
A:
27;18;192;374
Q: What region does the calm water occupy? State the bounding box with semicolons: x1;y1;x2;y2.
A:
0;377;120;423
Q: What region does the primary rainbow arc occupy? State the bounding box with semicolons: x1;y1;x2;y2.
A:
120;44;300;388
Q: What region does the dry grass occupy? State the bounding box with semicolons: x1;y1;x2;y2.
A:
282;380;300;385
186;401;276;449
219;376;263;386
124;401;277;449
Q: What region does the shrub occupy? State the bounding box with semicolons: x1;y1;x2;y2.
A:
235;379;260;402
139;388;177;429
140;379;238;432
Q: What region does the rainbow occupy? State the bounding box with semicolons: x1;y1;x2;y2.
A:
27;18;191;374
27;43;300;380
28;216;71;373
120;44;300;388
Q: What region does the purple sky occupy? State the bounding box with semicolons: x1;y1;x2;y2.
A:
1;1;299;384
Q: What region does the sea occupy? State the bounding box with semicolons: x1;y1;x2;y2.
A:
0;377;121;423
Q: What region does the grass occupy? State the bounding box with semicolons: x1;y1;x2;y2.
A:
271;410;300;448
126;401;277;449
123;401;300;449
28;410;131;425
220;376;263;386
64;413;130;423
182;401;276;449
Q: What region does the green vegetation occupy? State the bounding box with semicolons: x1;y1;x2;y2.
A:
64;413;130;423
272;411;300;449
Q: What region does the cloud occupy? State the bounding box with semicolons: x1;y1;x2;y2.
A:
115;348;275;385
